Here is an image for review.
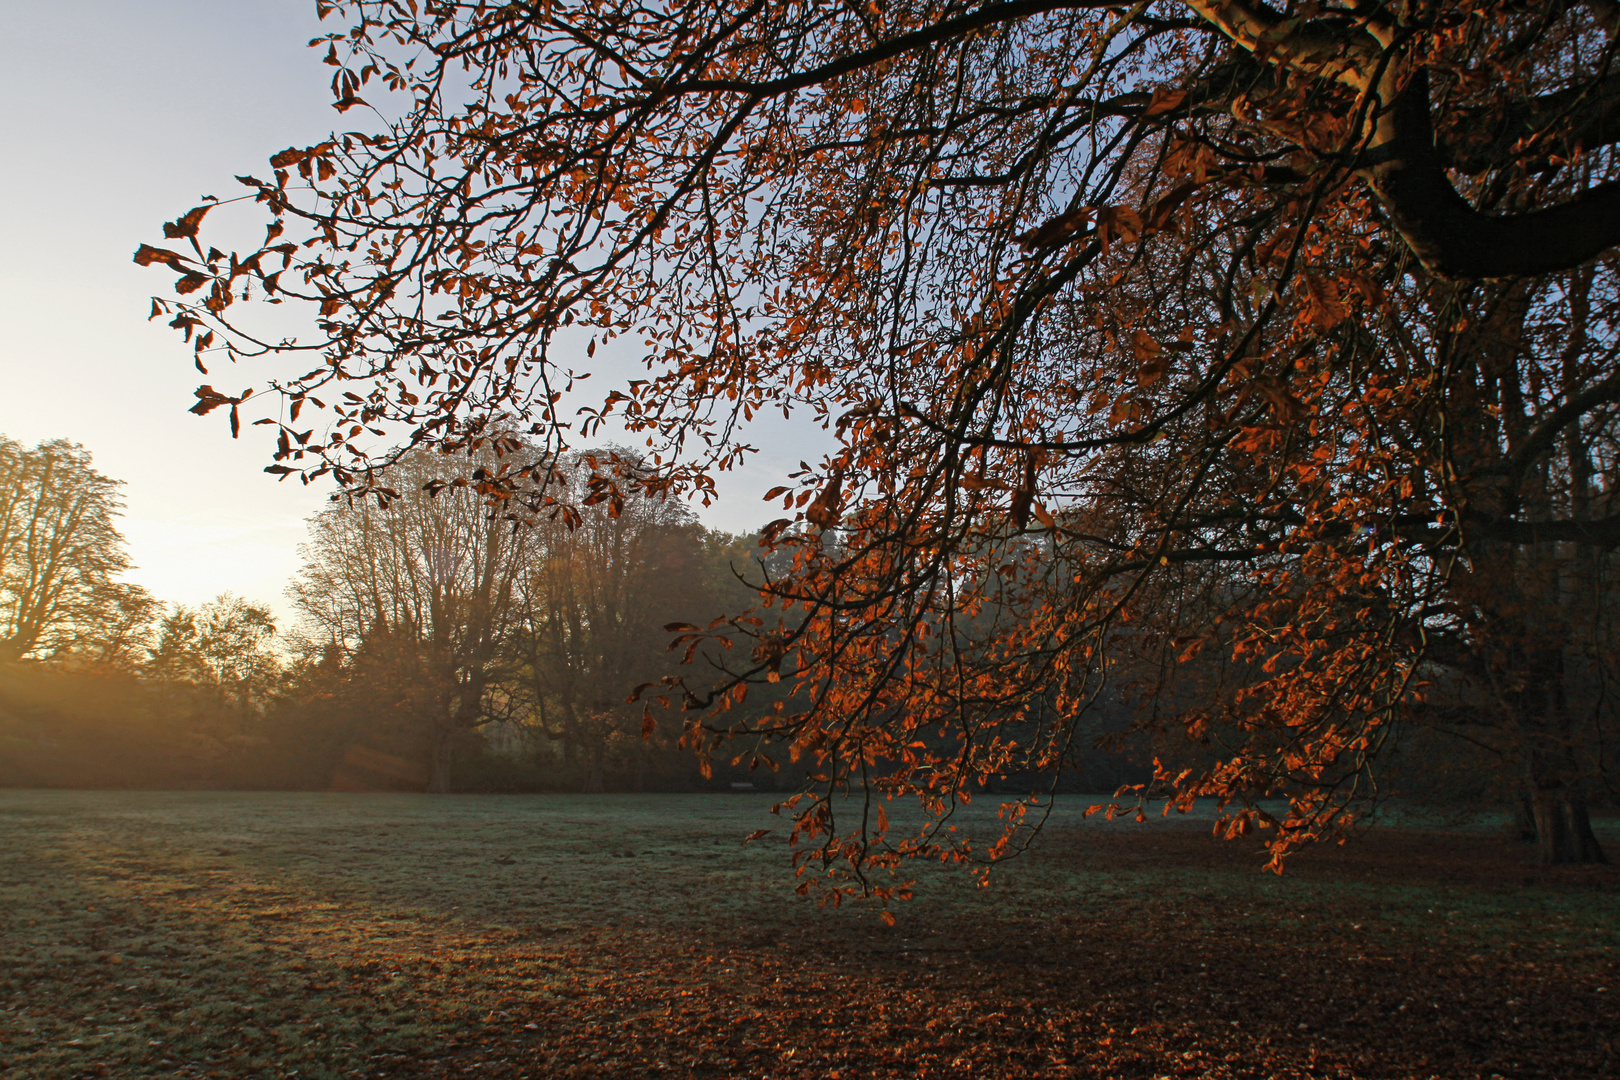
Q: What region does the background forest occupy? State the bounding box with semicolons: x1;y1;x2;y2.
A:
0;433;1141;796
0;429;1601;824
0;434;770;793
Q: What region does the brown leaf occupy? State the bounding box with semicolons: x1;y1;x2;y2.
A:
1096;205;1142;248
1144;182;1198;234
960;472;999;491
132;244;191;269
1250;377;1304;424
189;385;248;420
804;468;845;529
1009;486;1033;529
1132;329;1172;387
1301;273;1346;330
1009;454;1040;529
162;204;214;240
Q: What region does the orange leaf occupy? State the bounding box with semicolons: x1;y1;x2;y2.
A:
1301;273;1346;330
1143;87;1187;116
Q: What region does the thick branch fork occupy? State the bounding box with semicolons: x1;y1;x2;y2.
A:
1186;0;1620;278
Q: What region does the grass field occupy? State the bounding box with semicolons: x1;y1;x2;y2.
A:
1;791;1616;1079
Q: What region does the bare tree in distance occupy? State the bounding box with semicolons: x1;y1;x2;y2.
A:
290;446;546;791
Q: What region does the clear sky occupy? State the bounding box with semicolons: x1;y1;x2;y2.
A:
0;1;823;629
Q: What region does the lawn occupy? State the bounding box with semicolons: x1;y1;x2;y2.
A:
1;791;1615;1079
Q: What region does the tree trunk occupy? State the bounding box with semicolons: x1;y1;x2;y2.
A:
1509;615;1606;865
1512;793;1537;842
426;728;454;794
1530;788;1609;864
1564;798;1610;864
582;741;605;794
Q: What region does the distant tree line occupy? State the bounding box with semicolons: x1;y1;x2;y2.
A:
0;436;787;791
6;433;1602;835
276;443;795;793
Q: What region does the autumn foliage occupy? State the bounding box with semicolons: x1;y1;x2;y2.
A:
143;0;1620;883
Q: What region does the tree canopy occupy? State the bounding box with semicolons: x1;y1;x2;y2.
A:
143;0;1620;879
0;437;142;663
289;445;727;792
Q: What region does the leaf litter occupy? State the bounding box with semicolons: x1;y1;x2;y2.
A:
0;791;1614;1078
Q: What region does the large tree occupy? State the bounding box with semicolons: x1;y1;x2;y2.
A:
290;446;544;791
0;437;137;663
512;452;714;791
146;1;1620;874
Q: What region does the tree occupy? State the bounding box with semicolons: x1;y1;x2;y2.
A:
511;451;715;791
141;593;286;781
290;447;544;791
148;593;283;713
60;582;162;670
1388;271;1618;864
145;2;1620;873
0;437;136;662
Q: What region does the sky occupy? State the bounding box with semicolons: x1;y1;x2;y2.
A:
0;1;826;629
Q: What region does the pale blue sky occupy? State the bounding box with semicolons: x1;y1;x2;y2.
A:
0;1;820;627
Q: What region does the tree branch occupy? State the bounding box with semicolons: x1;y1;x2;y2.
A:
1363;69;1620;278
669;0;1132;99
1443;74;1620;175
1505;371;1620;477
1188;3;1620;277
1466;511;1620;547
1181;0;1386;90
